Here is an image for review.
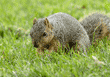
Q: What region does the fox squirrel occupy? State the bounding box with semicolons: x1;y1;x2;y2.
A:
80;13;110;44
30;12;90;54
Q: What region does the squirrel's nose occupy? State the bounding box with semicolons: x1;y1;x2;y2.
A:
34;43;39;48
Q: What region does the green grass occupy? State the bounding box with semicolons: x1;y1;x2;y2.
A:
0;0;110;77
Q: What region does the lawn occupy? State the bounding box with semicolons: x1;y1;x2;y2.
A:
0;0;110;77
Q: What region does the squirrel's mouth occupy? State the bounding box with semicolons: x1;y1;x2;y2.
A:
43;44;50;49
34;42;50;49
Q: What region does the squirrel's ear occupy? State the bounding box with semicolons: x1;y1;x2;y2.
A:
44;18;49;25
44;18;53;29
33;18;37;25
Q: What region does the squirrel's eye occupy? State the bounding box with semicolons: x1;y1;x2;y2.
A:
43;32;47;37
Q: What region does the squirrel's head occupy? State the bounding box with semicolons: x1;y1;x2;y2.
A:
30;18;54;48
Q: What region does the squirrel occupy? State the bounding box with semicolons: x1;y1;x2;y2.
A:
30;12;90;54
80;13;110;44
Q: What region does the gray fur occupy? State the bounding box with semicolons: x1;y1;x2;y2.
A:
30;12;90;52
80;13;110;43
